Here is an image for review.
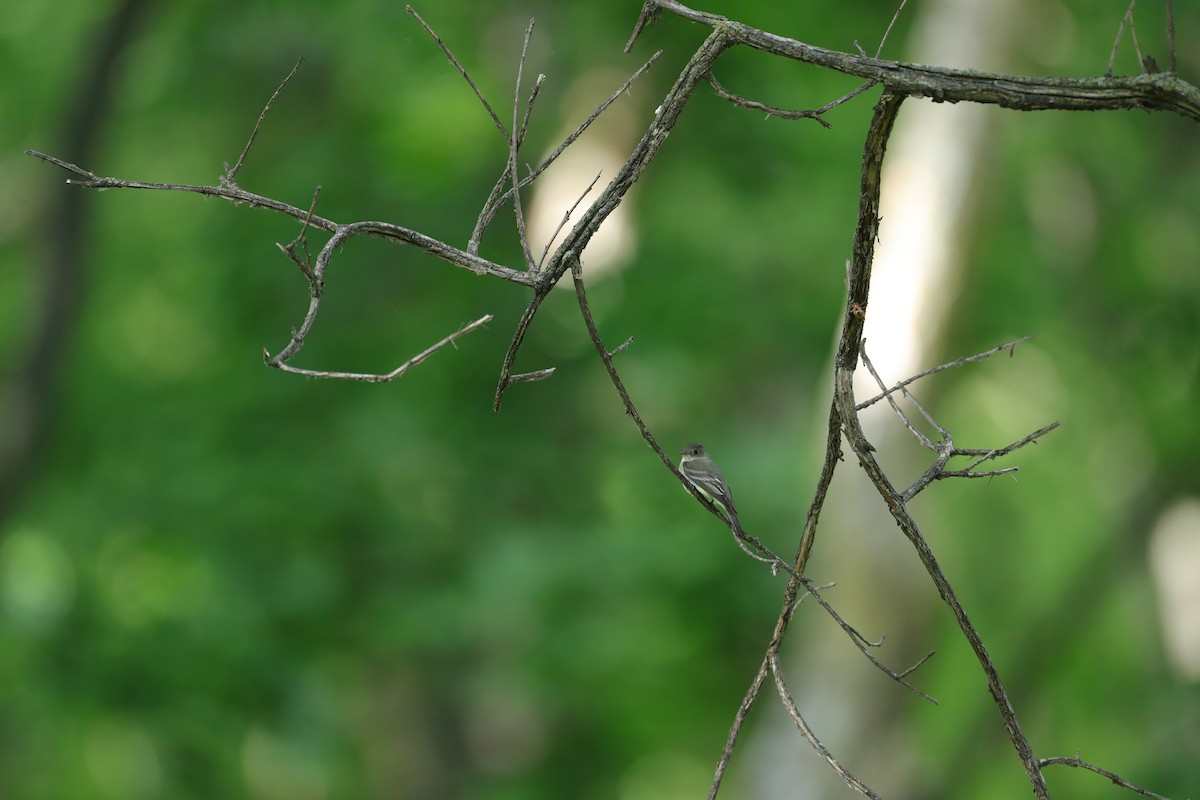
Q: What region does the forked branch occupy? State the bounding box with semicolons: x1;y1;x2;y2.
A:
634;0;1200;120
23;4;1190;798
857;344;1061;501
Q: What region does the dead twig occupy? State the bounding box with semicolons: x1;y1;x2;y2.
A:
1107;0;1144;76
856;343;1060;502
855;335;1036;410
705;71;876;128
223;57;304;186
406;5;506;136
1038;755;1174;800
264;315;493;382
768;650;884;799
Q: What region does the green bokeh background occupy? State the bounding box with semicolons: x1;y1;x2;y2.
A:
2;1;1198;798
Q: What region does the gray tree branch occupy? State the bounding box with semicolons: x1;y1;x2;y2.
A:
23;4;1191;798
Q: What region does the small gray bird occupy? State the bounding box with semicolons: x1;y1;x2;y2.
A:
679;443;743;533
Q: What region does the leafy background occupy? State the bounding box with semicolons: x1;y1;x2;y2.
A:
2;1;1197;798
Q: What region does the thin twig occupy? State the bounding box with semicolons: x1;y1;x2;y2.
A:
570;255;755;554
705;72;878;128
956;422;1061;469
25;151;534;288
856;335;1036;410
858;342;1060;501
265;315;492;381
708;656;770;800
1129;8;1146;70
719;574;906;798
1038;755;1173;800
768;651;884;799
494;30;731;411
569;251;665;460
874;0;910;58
1107;0;1140;76
509;19;539;270
510;368;556;383
1166;0;1176;73
800;579;938;704
904;420;1060;501
569;254;794;573
709;404;845;798
406;5;507;136
529;50;661;182
624;1;663;53
859;343;941;451
223;57;304;186
608;336;633;358
276;186;321;279
537;172;603;271
471;51;663;256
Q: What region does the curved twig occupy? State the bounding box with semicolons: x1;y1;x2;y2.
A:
768;651;884;799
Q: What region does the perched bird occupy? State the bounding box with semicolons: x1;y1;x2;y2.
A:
679;443;743;533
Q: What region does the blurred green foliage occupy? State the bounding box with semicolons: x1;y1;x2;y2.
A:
2;1;1198;798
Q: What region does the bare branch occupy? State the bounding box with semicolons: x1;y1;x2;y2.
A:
624;1;663;54
858;343;942;451
1167;0;1176;73
470;50;663;256
768;651;884;799
223;57;304;186
800;579;938;704
874;0;910;58
711;406;847;798
708;656;769;800
832;91;1052;798
406;5;507;136
263;220;510;369
705;71;878;128
857;342;1060;501
1109;1;1137;76
493;30;730;410
570;254;796;574
26;10;1193;793
509;368;556;383
647;0;1200;120
276;186;322;277
855;335;1036;410
265;315;493;382
721;552;942;797
538;171;602;271
509;19;540;270
953;421;1061;470
1038;755;1174;800
25;151;535;288
858;340;1060;500
608;336;633;358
